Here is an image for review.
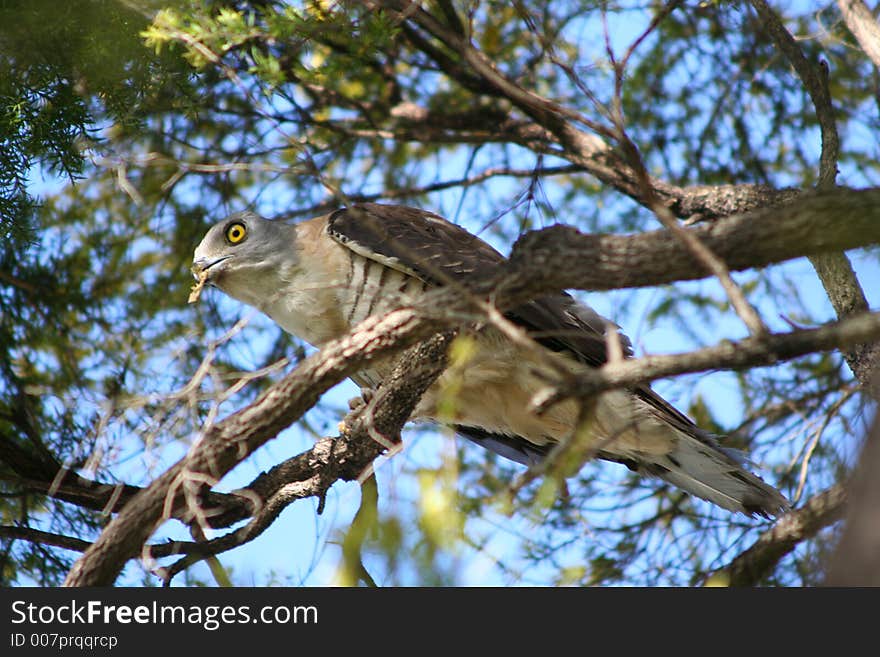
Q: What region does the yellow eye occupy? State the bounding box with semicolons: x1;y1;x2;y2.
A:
225;222;247;244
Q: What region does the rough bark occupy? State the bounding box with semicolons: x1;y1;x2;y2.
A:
506;188;880;294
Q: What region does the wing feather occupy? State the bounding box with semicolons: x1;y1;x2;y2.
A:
326;203;616;364
326;203;710;452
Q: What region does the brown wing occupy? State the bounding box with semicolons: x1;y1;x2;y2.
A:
326;203;505;288
326;203;706;463
326;203;617;366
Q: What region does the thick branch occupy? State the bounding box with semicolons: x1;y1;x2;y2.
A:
807;253;876;387
506;187;880;293
63;312;450;586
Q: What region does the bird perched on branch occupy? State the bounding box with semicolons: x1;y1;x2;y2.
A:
191;203;789;517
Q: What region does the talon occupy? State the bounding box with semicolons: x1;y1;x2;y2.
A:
348;387;376;411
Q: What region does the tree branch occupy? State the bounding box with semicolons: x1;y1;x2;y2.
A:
63;326;453;586
0;445;255;530
705;484;847;586
534;311;880;413
61;311;435;586
0;525;207;560
749;0;839;186
154;332;454;585
377;0;802;221
748;1;876;390
0;526;92;553
506;187;880;294
807;252;877;389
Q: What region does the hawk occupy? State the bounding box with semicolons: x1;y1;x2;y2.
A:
191;203;789;516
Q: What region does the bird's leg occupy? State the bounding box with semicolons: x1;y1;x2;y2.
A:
339;387;378;436
347;387;376;412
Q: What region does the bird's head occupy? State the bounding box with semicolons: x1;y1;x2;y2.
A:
190;210;297;306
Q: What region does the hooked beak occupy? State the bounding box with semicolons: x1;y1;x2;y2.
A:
191;255;232;282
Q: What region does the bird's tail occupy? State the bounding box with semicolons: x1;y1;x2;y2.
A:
609;431;790;517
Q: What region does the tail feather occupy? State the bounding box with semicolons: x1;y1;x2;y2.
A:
623;433;790;517
453;422;790;517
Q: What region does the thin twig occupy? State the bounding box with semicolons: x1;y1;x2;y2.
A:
602;13;768;337
793;388;856;504
749;0;839;186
